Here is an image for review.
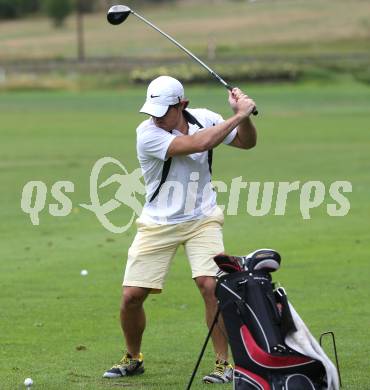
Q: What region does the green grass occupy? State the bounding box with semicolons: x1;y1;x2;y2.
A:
0;80;370;389
0;0;369;60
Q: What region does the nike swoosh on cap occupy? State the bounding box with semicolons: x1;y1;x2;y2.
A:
150;94;160;98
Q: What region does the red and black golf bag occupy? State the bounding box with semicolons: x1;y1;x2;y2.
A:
214;249;338;390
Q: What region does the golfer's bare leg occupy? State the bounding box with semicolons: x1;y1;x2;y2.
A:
120;286;150;357
195;276;228;361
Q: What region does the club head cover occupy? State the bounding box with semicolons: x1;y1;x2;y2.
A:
244;249;281;272
214;254;243;273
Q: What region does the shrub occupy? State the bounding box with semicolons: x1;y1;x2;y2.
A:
353;69;370;85
129;62;302;84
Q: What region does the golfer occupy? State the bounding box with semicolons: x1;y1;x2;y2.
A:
103;76;257;384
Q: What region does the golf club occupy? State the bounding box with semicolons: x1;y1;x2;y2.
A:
107;5;258;116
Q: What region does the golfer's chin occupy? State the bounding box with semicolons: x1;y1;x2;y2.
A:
153;120;173;132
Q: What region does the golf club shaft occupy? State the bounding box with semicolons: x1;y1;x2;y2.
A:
185;307;221;390
131;10;233;91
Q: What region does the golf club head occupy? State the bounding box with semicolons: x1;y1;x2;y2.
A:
107;5;131;25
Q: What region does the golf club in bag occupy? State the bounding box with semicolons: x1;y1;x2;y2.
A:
107;5;258;115
187;249;341;390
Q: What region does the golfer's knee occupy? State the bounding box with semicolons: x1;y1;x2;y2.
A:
121;287;147;312
196;276;216;301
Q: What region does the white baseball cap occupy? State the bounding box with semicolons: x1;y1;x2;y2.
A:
140;76;185;118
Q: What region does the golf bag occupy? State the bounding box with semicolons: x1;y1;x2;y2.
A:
215;249;337;390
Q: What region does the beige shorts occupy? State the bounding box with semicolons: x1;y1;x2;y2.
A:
123;207;224;293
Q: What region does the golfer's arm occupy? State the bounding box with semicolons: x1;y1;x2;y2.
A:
167;113;245;157
229;117;257;149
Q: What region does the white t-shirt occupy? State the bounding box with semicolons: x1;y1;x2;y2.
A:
136;108;237;224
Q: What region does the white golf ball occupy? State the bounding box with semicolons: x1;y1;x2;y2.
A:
24;378;33;387
80;269;88;276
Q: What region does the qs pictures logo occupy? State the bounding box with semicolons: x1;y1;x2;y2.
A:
21;157;353;232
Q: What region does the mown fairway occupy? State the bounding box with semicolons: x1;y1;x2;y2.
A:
1;80;369;389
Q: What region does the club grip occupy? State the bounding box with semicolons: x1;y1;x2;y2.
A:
227;84;259;116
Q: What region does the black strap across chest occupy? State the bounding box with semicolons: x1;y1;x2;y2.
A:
149;110;213;203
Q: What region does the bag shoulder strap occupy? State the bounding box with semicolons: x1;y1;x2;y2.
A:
149;110;213;203
149;157;172;203
183;110;213;175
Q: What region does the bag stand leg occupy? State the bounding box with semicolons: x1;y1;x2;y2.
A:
319;331;342;387
185;307;221;390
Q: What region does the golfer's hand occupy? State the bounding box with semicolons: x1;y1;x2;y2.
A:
229;88;256;118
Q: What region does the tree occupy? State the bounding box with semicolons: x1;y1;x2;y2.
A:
76;0;96;13
74;0;97;61
0;0;17;19
76;0;84;60
44;0;72;28
0;0;40;20
19;0;40;14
